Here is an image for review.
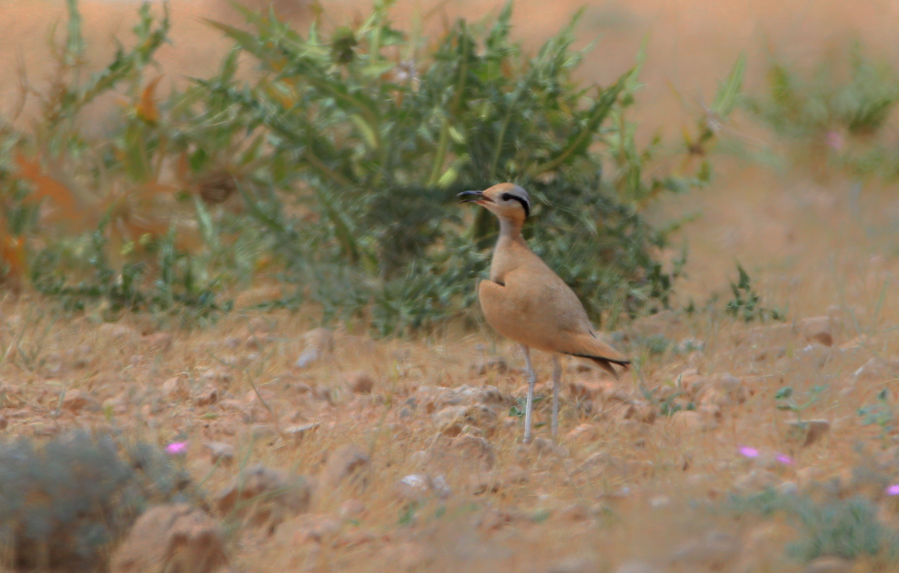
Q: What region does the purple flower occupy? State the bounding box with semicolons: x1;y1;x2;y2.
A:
739;447;759;458
776;454;794;465
886;484;899;496
825;131;844;151
166;441;188;455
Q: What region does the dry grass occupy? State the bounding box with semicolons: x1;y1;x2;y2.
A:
4;0;899;572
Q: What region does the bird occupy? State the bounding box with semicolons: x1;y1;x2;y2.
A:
459;183;630;443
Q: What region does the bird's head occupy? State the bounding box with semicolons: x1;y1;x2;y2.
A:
458;183;530;224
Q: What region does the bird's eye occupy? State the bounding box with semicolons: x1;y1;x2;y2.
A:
500;193;512;202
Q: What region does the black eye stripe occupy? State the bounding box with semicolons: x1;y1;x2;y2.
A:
500;193;530;219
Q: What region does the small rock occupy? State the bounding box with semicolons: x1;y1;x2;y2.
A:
787;419;831;447
470;357;509;376
567;376;602;400
193;385;219;407
216;466;311;529
335;528;376;549
338;499;366;519
248;316;273;332
379;541;433;570
574;451;641;483
109;504;227;573
800;316;833;346
395;474;450;502
649;495;671;508
283;422;320;441
303;328;334;352
777;481;799;495
804;556;852;573
502;465;529;486
796;466;822;488
61;389;101;413
558;504;589;522
322;444;370;487
670;530;739;570
294;329;334;368
69;344;92;368
294;348;321;369
477;507;528;531
396;474;430;502
706;373;747;404
794;345;832;369
162;377;189;400
143;332;173;351
198;368;231;384
345;371;374;394
566;423;598;441
854;357;897;381
614;562;664;573
671;410;707;432
432;406;469;436
532;437;567;457
548;555;596;573
734;470;778;493
431;475;452;499
737;323;795;346
204;442;234;464
450;435;496;470
753;346;786;361
99;323;137;342
274;513;342;546
251;424;278;439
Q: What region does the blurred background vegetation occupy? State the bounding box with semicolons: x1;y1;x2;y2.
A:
2;0;898;335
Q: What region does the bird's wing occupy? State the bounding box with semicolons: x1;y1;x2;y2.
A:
479;265;628;370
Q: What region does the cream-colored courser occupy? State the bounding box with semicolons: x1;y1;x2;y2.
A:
460;183;630;443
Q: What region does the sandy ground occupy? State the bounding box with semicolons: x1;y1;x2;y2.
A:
4;1;899;572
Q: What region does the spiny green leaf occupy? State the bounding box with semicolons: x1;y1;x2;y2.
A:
712;53;746;118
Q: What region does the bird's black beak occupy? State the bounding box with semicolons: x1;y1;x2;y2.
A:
458;190;492;204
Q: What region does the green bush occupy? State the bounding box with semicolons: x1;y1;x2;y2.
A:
1;0;736;333
202;0;731;333
746;40;899;180
0;432;197;571
726;488;899;565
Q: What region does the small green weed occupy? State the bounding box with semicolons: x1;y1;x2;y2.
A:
859;389;894;447
775;384;828;426
0;432;199;571
725;263;785;322
726;489;899;565
746;40;899;181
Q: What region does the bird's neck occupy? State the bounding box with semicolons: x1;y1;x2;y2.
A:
498;218;526;244
489;218;530;283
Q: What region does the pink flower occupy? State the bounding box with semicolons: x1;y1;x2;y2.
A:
166;441;188;455
825;131;844;151
776;454;794;465
739;447;759;458
886;484;899;496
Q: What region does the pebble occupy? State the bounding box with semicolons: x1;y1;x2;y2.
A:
345;371;374;394
799;316;833;346
804;556;853;573
204;441;235;464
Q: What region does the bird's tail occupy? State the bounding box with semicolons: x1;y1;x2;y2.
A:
564;333;630;379
568;353;630;379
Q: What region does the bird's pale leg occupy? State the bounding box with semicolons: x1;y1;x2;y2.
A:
551;355;561;440
521;345;536;444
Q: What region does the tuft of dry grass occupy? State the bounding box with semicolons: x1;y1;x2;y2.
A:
4;0;899;571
